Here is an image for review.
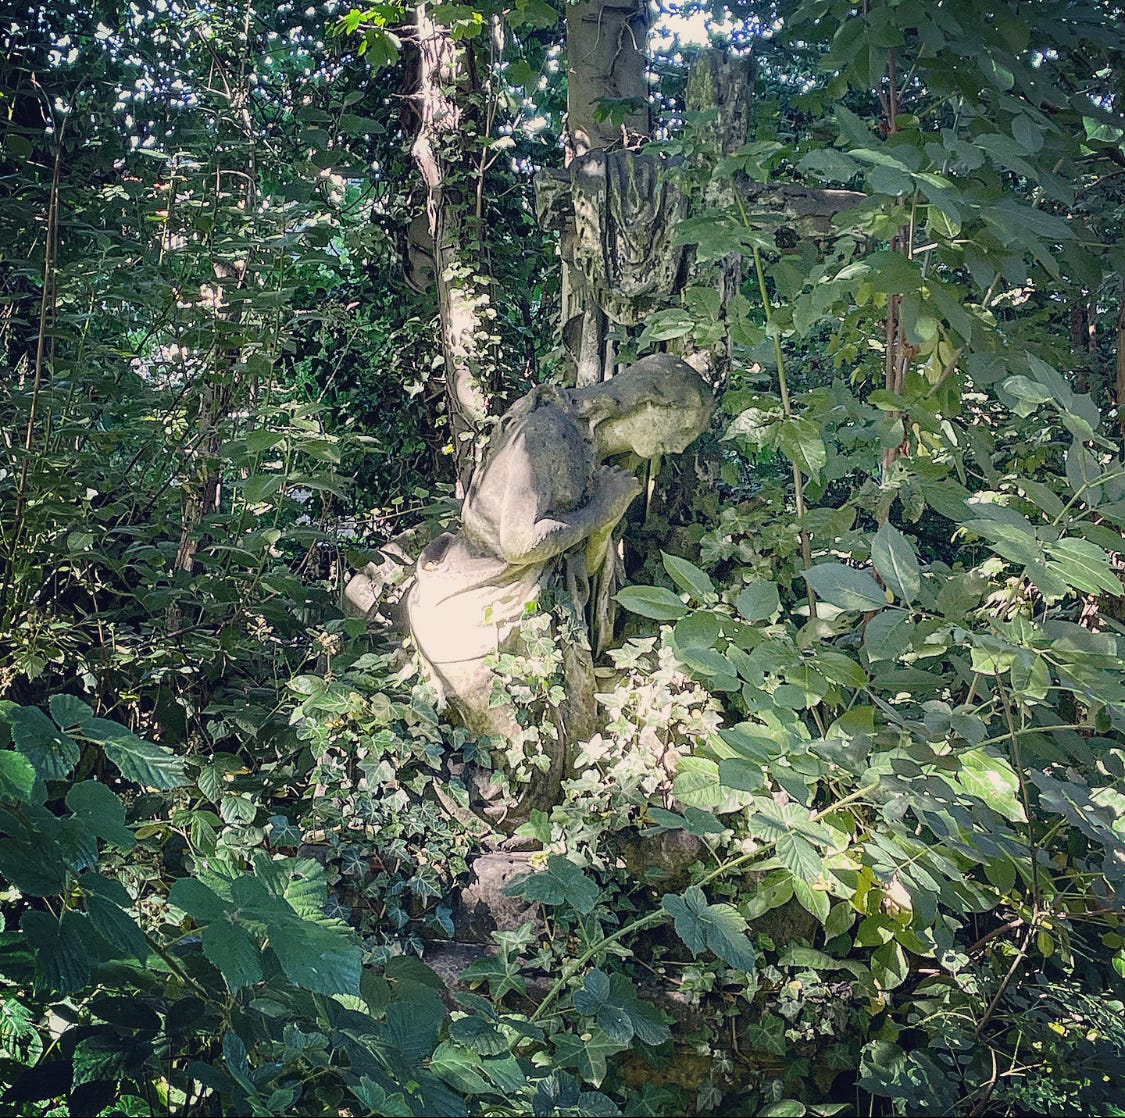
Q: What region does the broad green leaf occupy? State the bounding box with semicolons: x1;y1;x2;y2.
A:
430;1040;491;1095
736;581;780;622
72;1031;152;1088
963;518;1043;567
9;707;79;781
775;833;823;882
203;918;262;992
953;749;1026;823
449;1016;508;1056
504;855;599;914
777;416;826;479
718;757;768;793
378;992;444;1062
871;940;909;990
168;877;228;923
672;610;723;649
614;585;687;621
66;782;134;848
22;910;90;993
269;917;362;995
673;755;754;813
0;837;68;895
80;718;185;790
49;694;93;730
803;564;888;611
1045;538;1121;596
663;886;756;972
791;878;830;923
86;895;149;963
759;1101;807;1117
662;552;715;601
871;522;920;604
0;750;36;802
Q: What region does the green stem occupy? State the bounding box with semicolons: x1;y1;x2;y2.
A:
734;203;815;616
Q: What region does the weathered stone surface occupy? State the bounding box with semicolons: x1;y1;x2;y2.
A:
403;355;714;818
342;526;426;633
452;851;543;943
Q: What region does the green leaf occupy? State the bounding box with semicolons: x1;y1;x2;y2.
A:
49;694;93;730
22;910;90;993
504;855;599;915
871;940;909;990
1044;538;1122;596
80;718;185;790
203;918;262;993
379;993;444;1062
673;755;754;813
759;1102;807;1117
9;707;79;780
572;970;671;1047
953;749;1026;823
662;885;756;972
615;585;688;621
803;564;888;611
777;416;827;479
66;782;135;848
449;1015;508;1056
269;916;362;995
735;582;780;622
0;750;36;802
718;757;768;793
86;895;150;963
662;552;715;601
775;833;823;882
0;837;68;895
72;1031;152;1088
871;522;920;604
168;877;228;923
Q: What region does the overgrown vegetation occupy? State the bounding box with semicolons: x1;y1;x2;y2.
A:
3;1;1125;1115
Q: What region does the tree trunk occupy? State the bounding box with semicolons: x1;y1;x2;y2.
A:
411;4;496;489
565;0;650;162
1116;294;1125;445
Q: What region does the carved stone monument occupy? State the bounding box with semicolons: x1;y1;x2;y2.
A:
403;354;714;816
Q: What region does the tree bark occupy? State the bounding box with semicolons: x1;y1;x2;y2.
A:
1116;294;1125;445
411;4;496;489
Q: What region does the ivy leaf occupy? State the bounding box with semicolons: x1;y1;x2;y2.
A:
504;855;599;915
79;718;185;790
662;885;756;972
803;564;888;611
871;522;921;604
8;707;79;781
614;585;688;621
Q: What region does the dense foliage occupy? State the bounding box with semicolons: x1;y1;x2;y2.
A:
3;1;1125;1115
